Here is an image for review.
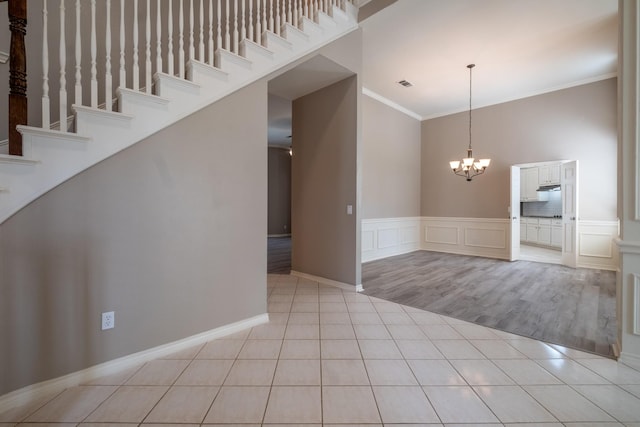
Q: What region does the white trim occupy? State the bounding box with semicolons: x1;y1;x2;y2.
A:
0;51;8;64
620;350;640;371
267;233;291;238
421;73;618;121
0;313;268;414
362;87;422;121
362;217;421;262
0;154;39;165
634;274;640;335
356;284;364;293
615;238;640;255
290;270;359;292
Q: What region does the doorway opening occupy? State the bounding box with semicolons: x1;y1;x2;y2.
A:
510;160;579;268
267;94;293;274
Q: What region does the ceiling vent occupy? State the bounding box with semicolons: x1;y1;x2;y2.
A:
397;79;413;87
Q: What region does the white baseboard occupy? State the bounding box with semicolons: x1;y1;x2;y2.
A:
290;270;360;292
0;313;269;414
619;351;640;371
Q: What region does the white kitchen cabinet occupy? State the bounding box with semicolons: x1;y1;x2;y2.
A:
525;218;539;243
522;217;559;248
537;219;552;246
538;164;561;186
520;168;549;202
551;219;562;248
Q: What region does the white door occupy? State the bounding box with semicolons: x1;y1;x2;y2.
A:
561;161;579;268
510;166;521;261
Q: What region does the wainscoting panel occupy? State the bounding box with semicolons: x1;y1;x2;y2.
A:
362;217;421;263
362;217;620;270
578;220;620;270
422;217;511;260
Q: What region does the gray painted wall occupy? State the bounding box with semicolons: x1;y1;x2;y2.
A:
421;78;618;220
0;80;268;396
291;76;359;286
362;94;421;219
268;147;291;235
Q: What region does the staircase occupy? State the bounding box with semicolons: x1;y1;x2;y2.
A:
0;0;358;225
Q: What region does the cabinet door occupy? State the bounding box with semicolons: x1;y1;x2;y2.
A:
520;222;527;242
538;225;551;246
551;226;562;248
538;166;550;185
523;168;540;201
549;164;561;185
526;224;538;243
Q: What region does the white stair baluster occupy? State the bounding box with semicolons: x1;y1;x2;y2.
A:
241;0;246;44
287;0;292;26
189;0;194;61
145;0;152;93
208;0;214;65
224;0;230;50
275;0;280;35
261;0;267;40
248;0;253;43
293;0;298;27
120;0;126;88
156;0;162;75
269;0;273;32
42;0;50;129
233;0;238;53
133;0;140;90
59;0;67;130
168;1;174;75
216;0;222;51
256;0;262;43
75;0;82;106
303;0;308;19
91;0;98;107
105;0;112;111
199;0;204;61
179;0;185;78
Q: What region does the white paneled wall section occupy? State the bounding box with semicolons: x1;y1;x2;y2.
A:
362;217;620;271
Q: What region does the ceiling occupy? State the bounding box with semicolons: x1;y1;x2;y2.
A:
360;0;618;119
267;0;618;145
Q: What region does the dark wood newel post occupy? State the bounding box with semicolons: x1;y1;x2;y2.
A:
7;0;27;156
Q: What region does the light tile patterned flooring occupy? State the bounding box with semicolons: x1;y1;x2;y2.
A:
3;274;640;426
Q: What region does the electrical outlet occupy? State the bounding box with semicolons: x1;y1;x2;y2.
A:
102;311;115;330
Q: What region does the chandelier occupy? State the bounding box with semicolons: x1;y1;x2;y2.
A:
449;64;491;181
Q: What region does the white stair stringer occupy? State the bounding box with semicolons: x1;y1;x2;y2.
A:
0;9;358;225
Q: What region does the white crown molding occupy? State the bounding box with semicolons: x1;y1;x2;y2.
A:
362;87;422;121
421;73;619;121
0;51;8;64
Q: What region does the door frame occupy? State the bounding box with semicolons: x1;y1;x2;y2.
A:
509;160;578;268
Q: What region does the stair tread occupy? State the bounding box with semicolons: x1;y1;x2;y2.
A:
117;88;171;104
0;154;39;165
17;125;92;142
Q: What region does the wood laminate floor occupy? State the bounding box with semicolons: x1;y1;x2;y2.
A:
362;250;617;357
267;236;292;274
